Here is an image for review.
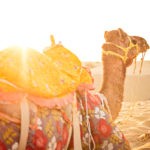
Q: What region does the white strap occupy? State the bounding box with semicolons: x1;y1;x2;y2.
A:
73;93;82;150
18;96;30;150
96;93;112;120
65;125;72;149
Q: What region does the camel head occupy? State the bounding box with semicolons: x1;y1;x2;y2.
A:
103;28;149;67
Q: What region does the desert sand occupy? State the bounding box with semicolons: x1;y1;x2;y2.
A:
84;61;150;150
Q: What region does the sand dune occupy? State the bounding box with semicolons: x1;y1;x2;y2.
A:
84;61;150;149
116;100;150;149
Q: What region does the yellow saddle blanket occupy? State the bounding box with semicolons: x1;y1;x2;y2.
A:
0;36;93;100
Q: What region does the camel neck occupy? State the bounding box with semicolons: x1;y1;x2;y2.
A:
100;54;126;120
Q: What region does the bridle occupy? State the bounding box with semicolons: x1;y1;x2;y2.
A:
102;36;147;73
102;36;139;64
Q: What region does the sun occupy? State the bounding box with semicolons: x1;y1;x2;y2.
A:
0;31;50;54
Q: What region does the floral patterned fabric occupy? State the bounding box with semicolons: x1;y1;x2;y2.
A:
0;91;130;150
68;91;130;150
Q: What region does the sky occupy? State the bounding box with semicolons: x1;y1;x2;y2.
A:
0;0;150;61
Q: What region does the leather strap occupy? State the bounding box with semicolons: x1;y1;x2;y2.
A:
73;93;82;150
18;96;30;150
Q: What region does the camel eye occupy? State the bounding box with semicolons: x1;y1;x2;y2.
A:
131;39;137;45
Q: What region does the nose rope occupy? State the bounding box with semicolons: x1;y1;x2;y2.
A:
139;52;146;74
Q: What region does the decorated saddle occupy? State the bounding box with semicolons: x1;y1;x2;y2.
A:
0;36;130;150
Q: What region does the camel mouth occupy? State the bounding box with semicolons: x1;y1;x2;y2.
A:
130;36;149;53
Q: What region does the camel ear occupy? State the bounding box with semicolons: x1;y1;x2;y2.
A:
118;28;123;32
130;36;137;45
118;28;124;38
104;31;108;39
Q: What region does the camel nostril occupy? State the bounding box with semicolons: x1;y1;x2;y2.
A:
143;43;149;51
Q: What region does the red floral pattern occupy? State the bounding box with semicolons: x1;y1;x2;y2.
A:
97;118;112;138
0;140;7;150
32;129;48;150
56;141;62;150
92;133;103;144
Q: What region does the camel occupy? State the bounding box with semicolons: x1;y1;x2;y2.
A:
100;28;149;120
0;28;149;149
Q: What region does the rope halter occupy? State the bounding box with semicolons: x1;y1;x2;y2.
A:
102;36;139;65
102;36;147;73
